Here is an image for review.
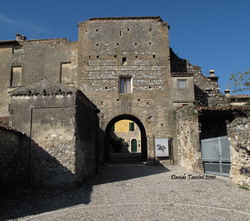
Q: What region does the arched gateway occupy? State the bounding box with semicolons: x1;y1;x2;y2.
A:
104;114;147;161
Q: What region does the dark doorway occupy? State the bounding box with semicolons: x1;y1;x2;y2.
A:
131;139;137;152
104;114;147;162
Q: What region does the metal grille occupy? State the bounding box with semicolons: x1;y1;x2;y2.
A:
201;136;230;176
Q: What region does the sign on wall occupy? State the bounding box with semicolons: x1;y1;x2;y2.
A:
155;138;169;157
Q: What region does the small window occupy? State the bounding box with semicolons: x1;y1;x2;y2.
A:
10;66;22;87
177;79;187;89
60;62;72;83
122;57;127;65
129;122;134;131
119;76;132;93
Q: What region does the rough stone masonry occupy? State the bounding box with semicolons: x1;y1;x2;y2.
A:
0;16;249;190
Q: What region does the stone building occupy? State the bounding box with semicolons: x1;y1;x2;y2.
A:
0;16;249;190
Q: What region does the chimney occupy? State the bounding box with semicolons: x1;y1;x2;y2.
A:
224;89;230;98
209;70;215;77
16;33;27;41
208;69;218;83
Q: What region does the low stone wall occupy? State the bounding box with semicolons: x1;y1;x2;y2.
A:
0;127;29;197
227;111;250;189
175;105;203;171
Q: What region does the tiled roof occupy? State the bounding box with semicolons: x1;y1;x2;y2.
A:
88;16;162;21
10;79;76;96
0;40;18;44
196;106;250;112
171;72;194;77
230;95;250;98
26;38;69;43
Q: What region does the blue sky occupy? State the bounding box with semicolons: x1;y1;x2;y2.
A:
1;0;249;94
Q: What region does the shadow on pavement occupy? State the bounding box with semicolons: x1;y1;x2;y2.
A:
0;156;170;220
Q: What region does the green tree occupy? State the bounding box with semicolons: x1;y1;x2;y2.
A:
229;69;250;93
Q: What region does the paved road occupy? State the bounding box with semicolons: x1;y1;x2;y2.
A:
1;163;250;221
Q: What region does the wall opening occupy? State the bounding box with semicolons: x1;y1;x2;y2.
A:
104;114;147;162
60;62;72;84
122;57;127;65
10;66;22;87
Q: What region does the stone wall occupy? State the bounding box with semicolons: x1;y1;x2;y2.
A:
189;65;228;107
175;105;203;171
0;39;78;118
170;48;228;107
9;80;99;188
0;126;29;196
0;42;17;116
75;91;99;182
227;111;250;189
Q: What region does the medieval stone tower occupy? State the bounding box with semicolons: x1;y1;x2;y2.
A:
77;17;194;161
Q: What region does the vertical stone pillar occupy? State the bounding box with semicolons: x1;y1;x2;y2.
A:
227;112;250;189
175;105;203;171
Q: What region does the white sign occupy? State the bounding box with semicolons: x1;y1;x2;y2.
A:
155;138;169;157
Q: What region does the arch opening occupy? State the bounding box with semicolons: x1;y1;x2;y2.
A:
104;114;147;162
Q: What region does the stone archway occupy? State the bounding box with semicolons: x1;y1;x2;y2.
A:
104;114;147;161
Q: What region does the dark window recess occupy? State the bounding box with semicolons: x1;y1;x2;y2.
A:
96;55;99;58
114;55;117;58
96;29;98;32
153;55;156;58
122;57;127;65
120;31;122;37
129;122;135;131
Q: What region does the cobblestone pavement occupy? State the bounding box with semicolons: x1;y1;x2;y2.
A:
1;163;250;221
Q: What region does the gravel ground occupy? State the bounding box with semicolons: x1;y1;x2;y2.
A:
0;163;249;221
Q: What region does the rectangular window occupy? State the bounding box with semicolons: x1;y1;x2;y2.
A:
10;66;22;87
60;62;72;83
119;77;132;93
177;79;186;89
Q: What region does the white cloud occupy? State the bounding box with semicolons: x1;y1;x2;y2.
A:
0;14;46;33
